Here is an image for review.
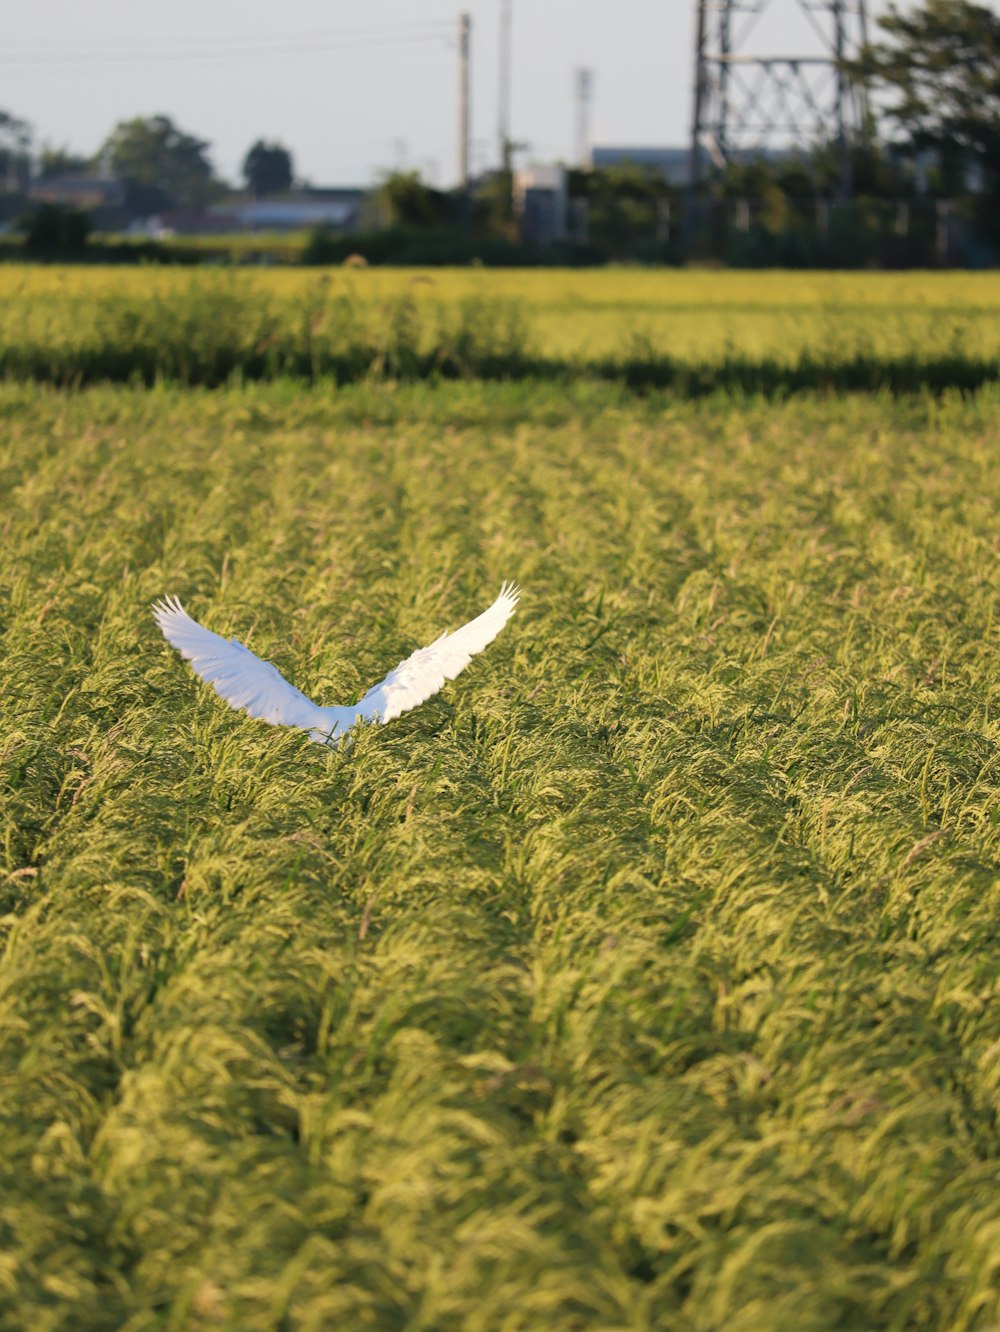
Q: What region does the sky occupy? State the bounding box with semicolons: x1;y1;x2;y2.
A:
1;0;971;189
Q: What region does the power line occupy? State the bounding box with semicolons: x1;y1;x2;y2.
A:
1;22;455;66
5;20;454;50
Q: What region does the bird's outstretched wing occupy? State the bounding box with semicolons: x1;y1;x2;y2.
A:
151;596;326;731
354;582;520;725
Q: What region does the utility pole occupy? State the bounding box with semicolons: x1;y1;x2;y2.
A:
498;0;512;172
575;68;594;167
458;12;471;194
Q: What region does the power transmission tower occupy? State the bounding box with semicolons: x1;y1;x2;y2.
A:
689;0;869;199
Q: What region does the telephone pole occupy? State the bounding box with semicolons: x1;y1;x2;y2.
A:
498;0;512;170
458;12;471;192
575;68;594;167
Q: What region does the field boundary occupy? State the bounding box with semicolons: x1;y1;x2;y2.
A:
4;348;999;396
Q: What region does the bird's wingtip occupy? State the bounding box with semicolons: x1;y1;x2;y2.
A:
151;594;186;622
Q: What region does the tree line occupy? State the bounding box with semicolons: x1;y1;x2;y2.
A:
0;111;294;211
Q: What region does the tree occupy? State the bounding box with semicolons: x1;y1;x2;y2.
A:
848;0;1000;197
19;203;91;257
101;115;216;213
0;110;32;192
242;140;293;196
376;171;452;227
569;164;673;255
477;167;517;239
37;147;93;180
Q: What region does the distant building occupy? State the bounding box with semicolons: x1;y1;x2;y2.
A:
124;189;367;237
215;188;366;232
28;176;124;209
514;164;569;244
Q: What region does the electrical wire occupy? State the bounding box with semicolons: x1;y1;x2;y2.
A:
1;21;455;66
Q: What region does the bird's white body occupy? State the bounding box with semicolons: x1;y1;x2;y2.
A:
152;582;520;746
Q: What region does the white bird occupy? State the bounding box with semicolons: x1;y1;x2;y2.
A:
152;582;520;746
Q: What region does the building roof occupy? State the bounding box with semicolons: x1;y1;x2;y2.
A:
28;176;123;207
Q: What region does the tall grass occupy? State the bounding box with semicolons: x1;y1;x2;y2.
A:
1;379;998;1329
0;274;535;387
3;267;1000;392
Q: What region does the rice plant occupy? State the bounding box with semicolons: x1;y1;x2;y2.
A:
3;266;1000;392
0;365;998;1327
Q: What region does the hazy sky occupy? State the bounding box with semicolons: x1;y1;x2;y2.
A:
2;1;961;188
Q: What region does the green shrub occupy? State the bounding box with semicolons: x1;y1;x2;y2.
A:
19;203;92;259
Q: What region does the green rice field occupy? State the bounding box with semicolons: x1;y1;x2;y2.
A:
3;267;1000;389
1;268;998;1330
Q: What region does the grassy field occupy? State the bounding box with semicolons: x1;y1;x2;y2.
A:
4;267;1000;389
1;274;999;1329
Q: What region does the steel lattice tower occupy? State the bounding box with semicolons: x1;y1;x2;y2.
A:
690;0;869;198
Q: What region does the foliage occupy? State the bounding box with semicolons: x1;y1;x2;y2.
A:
569;164;675;257
36;147;94;180
849;0;1000;199
575;163;670;200
476;167;517;239
0;366;998;1329
18;204;92;259
100;114;217;214
376;170;454;228
242;139;294;197
0;107;32;192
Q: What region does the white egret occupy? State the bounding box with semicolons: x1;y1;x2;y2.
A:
152;583;520;746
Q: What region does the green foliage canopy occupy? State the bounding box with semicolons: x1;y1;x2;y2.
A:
0;108;32;191
37;147;94;180
101;114;216;214
568;164;673;257
18;204;92;258
850;0;1000;195
377;171;453;227
242;140;294;197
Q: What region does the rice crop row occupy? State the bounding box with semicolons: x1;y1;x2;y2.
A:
1;378;998;1329
3;266;1000;392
